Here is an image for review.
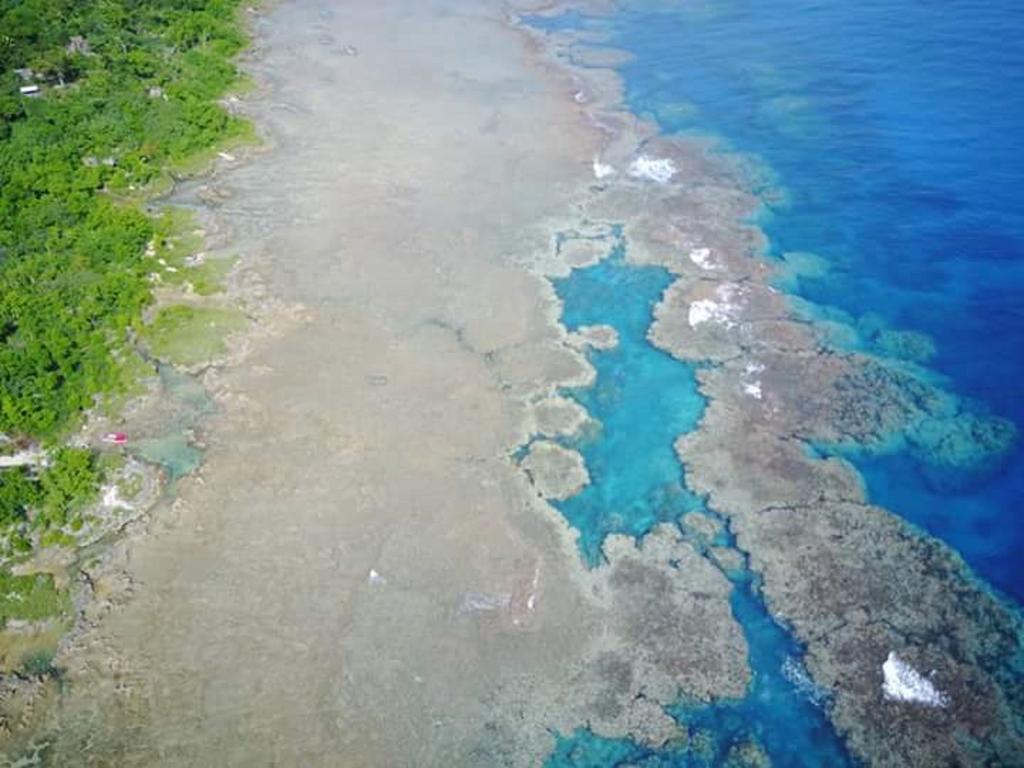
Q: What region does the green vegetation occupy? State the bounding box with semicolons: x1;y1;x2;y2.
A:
0;447;100;556
0;0;251;620
0;571;70;625
141;303;245;366
1;0;250;439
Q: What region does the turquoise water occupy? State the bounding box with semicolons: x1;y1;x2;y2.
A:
543;245;853;765
129;365;214;480
551;240;705;565
590;0;1024;604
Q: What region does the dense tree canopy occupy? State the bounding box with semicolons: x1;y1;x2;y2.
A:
0;0;248;573
1;0;248;439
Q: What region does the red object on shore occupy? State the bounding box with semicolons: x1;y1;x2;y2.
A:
102;432;128;445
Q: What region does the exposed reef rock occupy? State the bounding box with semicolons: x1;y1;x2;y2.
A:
566;323;619;352
735;502;1024;765
485;525;750;757
532;395;589;438
520;440;589;500
598;530;750;703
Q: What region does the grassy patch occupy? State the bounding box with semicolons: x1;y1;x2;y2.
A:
0;620;66;675
0;572;71;626
141;304;246;367
99;349;158;418
184;255;237;296
149;209;237;295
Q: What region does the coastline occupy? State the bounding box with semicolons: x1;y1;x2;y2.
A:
3;1;1020;766
0;1;273;748
7;1;748;764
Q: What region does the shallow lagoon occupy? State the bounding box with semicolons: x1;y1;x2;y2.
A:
552;240;705;566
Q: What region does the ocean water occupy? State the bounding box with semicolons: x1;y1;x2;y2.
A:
530;1;1022;763
595;0;1024;604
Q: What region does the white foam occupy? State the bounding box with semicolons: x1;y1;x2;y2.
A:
102;484;134;511
592;157;616;180
688;284;741;328
627;155;677;184
745;361;766;375
688;247;714;270
743;381;763;399
882;652;949;707
782;655;827;706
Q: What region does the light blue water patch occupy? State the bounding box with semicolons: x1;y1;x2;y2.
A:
131;434;203;480
550;242;705;565
128;365;215;481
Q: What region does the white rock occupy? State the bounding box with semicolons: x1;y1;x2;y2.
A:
592;157;616;180
102;484;134;511
688;284;741;328
882;652;949;707
627;155;677;183
688;247;714;270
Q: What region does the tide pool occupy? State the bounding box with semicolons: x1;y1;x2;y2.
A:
556;0;1024;603
129;365;215;481
551;239;705;565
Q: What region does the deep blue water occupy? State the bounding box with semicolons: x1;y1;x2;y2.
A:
544;0;1024;603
